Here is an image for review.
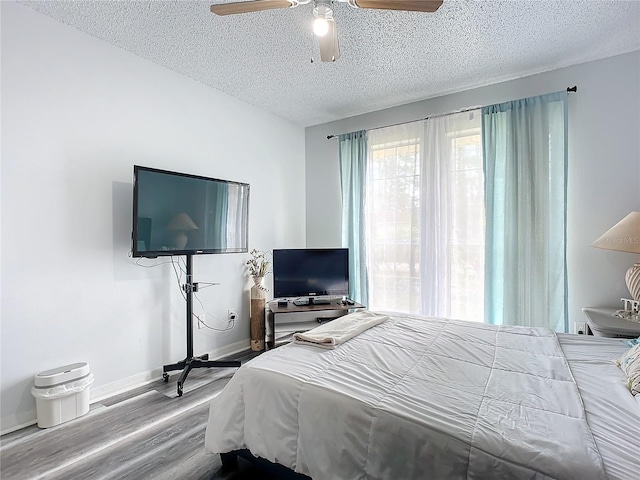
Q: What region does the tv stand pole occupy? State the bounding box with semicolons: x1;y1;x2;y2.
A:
162;254;241;396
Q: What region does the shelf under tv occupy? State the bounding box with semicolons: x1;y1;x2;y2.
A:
266;298;365;349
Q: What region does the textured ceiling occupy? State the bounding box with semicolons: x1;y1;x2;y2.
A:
19;0;640;127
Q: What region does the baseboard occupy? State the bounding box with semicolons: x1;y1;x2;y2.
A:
91;338;250;402
1;339;250;436
89;368;162;404
1;411;40;436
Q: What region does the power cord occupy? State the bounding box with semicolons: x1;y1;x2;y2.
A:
134;257;176;268
193;292;235;332
135;255;235;332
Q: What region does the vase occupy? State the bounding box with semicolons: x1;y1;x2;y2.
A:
250;276;266;351
626;263;640;302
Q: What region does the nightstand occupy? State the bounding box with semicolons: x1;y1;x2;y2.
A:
582;307;640;338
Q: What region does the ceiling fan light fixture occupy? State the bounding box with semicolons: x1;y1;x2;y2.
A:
312;2;334;37
312;3;333;18
210;0;442;59
313;17;330;36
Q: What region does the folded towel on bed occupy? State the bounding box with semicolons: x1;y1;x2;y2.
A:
293;310;388;349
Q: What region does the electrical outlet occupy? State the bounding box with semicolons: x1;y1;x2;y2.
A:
574;321;586;335
228;310;237;323
197;314;205;329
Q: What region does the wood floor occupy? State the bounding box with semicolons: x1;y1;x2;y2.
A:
0;350;274;480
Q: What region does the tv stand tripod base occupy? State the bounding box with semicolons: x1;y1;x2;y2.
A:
163;355;241;397
164;254;241;397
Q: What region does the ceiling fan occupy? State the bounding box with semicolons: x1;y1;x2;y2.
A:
209;0;443;62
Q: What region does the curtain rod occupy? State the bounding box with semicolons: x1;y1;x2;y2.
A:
326;85;578;139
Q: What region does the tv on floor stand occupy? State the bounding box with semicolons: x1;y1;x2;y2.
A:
162;254;241;396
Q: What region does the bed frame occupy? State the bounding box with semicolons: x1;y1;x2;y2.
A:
221;450;311;479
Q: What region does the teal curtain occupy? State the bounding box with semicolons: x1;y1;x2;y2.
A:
339;130;369;307
483;91;568;331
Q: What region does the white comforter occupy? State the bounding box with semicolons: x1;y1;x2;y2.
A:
205;313;609;479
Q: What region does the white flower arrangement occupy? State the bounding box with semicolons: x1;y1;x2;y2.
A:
246;249;271;278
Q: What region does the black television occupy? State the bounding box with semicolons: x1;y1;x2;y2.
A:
132;165;249;257
273;248;349;301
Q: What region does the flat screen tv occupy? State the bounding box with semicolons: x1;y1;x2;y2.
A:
273;248;349;300
132;165;249;257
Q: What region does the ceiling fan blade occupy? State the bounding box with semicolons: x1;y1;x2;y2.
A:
210;0;294;16
351;0;443;12
319;19;340;62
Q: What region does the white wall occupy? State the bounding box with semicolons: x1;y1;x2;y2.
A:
0;2;305;432
305;51;640;329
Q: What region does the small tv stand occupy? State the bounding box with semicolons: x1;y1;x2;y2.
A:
162;254;240;396
266;298;364;349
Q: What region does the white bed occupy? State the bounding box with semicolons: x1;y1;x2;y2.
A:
204;312;640;480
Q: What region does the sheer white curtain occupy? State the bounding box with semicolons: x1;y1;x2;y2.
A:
366;110;484;321
366;123;423;312
422;111;484;319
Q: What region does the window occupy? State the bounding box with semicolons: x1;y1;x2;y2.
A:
448;128;484;321
367;130;422;313
366;112;484;322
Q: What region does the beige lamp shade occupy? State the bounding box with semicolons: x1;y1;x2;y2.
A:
592;211;640;254
592;211;640;302
167;213;199;231
167;213;199;250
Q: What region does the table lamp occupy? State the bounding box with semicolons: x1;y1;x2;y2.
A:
167;213;199;250
592;211;640;302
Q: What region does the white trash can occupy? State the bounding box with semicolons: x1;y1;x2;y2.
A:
31;362;94;428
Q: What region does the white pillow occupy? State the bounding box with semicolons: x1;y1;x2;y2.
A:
615;343;640;396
